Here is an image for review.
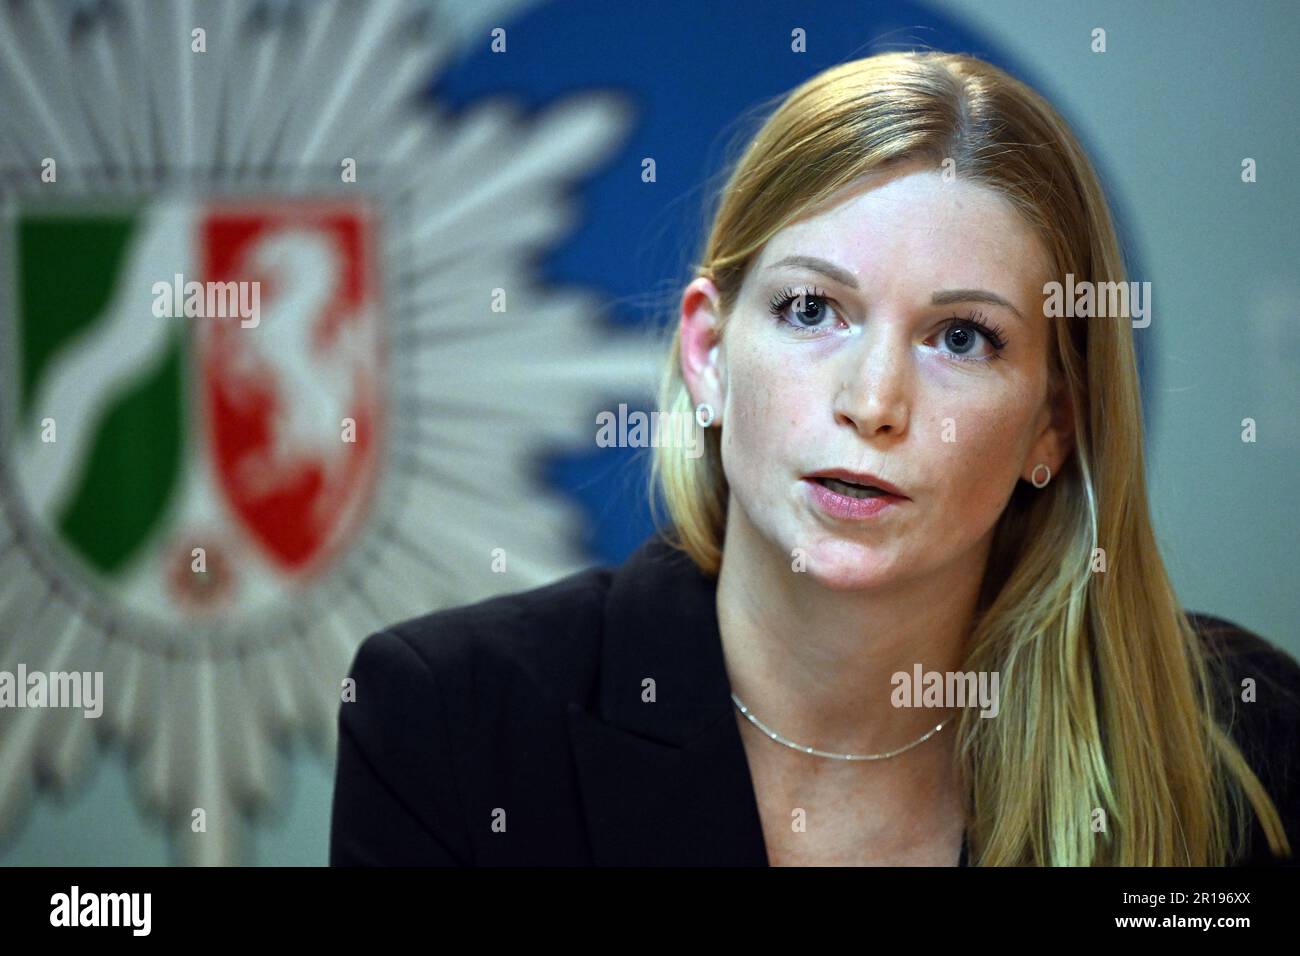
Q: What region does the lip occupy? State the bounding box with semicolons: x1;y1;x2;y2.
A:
803;477;905;520
804;468;910;499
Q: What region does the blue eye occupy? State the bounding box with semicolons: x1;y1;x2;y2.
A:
935;312;1008;363
767;285;839;332
766;288;1010;364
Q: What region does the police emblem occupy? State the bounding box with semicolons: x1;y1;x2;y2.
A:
0;0;657;863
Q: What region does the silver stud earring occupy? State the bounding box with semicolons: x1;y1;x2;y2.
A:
695;402;715;428
1030;463;1052;488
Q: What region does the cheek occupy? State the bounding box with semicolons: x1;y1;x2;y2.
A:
721;344;817;476
925;393;1035;514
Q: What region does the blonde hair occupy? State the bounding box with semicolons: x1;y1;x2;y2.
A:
648;50;1289;865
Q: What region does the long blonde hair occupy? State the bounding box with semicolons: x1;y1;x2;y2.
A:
649;50;1289;865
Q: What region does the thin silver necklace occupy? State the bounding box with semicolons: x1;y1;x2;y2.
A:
731;692;953;761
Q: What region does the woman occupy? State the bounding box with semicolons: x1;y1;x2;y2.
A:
330;51;1300;866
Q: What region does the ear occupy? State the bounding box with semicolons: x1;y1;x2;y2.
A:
1022;370;1076;482
679;276;726;424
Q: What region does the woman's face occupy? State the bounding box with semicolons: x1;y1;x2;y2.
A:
680;162;1074;590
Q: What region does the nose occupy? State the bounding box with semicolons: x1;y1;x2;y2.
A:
832;325;911;438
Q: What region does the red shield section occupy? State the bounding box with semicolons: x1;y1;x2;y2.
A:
200;202;382;576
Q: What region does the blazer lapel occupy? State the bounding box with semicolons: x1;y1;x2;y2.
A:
566;535;770;866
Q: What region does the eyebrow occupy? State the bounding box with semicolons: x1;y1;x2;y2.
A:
767;255;860;288
765;255;1028;323
930;289;1027;324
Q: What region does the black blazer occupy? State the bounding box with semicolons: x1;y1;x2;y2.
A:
330;534;1300;866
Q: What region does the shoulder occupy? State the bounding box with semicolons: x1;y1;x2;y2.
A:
1187;610;1300;714
1186;610;1300;754
330;557;621;865
1185;611;1300;863
351;557;617;715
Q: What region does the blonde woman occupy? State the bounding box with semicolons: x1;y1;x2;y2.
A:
330;51;1300;866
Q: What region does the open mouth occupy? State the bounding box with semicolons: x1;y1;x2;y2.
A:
810;476;896;499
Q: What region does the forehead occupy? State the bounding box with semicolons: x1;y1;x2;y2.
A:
754;167;1053;294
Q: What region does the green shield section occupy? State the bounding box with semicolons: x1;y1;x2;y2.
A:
17;213;185;577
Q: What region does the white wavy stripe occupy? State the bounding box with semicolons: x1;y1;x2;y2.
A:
14;202;190;520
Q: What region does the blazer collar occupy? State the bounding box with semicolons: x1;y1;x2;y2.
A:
597;533;735;745
565;533;770;864
564;532;970;866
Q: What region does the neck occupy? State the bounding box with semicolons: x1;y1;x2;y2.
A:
715;503;994;757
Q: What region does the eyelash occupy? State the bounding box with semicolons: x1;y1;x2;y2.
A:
765;285;1008;363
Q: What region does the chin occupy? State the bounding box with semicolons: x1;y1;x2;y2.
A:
808;568;898;592
797;543;903;591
